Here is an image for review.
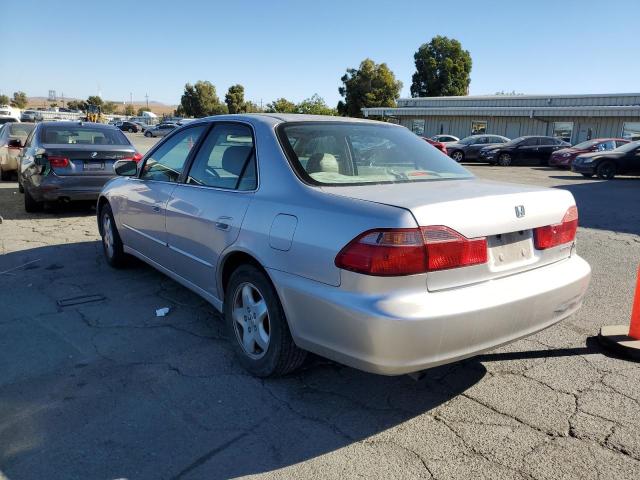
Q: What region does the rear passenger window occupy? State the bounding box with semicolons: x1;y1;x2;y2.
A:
186;123;257;191
522;138;539;146
141;125;206;182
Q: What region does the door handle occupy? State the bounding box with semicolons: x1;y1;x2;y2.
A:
152;205;161;213
215;216;233;231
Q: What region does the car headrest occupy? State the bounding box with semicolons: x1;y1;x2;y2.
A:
221;146;253;176
306;153;339;174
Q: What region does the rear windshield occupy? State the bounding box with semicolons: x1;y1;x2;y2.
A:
278;122;472;186
41;125;129;145
9;123;35;138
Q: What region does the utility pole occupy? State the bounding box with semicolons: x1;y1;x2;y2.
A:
130;92;133;106
145;93;149;110
61;92;65;107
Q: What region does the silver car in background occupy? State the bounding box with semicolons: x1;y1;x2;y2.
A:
143;123;177;137
98;114;591;377
0;122;35;180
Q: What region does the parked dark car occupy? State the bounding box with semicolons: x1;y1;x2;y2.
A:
572;140;640;179
447;135;510;162
481;136;570;166
116;121;140;133
549;138;630;168
132;121;151;132
17;121;142;211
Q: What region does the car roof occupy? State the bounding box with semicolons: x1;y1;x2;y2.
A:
192;113;394;127
38;121;118;129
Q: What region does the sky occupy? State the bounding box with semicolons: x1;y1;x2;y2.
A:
1;0;639;107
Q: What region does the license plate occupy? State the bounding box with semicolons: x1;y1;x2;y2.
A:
84;162;104;171
488;231;533;268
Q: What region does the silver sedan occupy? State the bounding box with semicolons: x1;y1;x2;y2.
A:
98;114;591;377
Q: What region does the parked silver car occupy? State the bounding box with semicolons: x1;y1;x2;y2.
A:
144;123;177;137
0;122;35;180
98;114;591;377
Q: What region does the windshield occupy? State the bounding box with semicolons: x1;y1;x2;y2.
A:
503;136;527;147
41;125;129;145
458;136;480;145
9;123;35;138
572;140;600;150
278;122;473;186
614;140;640;153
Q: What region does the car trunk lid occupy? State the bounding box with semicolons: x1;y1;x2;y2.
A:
44;144;136;176
322;179;577;291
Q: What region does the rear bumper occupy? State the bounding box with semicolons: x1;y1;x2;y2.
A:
270;255;591;375
28;174;115;201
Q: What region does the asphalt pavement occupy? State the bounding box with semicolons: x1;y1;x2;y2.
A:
0;135;639;479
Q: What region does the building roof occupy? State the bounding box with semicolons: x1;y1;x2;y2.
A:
362;105;640;118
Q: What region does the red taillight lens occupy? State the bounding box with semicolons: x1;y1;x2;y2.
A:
422;226;488;271
534;206;578;250
335;229;427;276
48;156;69;168
123;152;144;162
335;226;487;276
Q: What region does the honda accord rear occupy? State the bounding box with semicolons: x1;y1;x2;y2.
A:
98;115;591;377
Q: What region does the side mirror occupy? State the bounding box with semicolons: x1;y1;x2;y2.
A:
114;159;138;176
7;139;22;148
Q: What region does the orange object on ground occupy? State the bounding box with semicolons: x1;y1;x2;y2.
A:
629;265;640;340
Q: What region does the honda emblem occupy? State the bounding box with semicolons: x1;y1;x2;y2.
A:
515;205;525;218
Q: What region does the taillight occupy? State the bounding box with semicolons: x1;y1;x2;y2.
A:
422;226;488;271
48;156;70;168
534;206;578;250
123;152;143;162
335;229;427;276
335;226;487;276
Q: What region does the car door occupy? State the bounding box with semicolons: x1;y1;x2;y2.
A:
164;122;257;296
466;136;488;160
538;137;562;165
516;137;540;164
117;125;208;264
621;145;640;174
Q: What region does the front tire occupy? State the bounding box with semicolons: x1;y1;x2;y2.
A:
144;131;152;137
451;150;464;162
581;173;594;178
596;161;616;180
128;127;134;133
24;188;43;212
100;203;128;268
224;265;306;377
497;153;512;166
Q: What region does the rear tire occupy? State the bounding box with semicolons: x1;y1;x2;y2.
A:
128;127;134;133
144;131;152;137
497;153;512;166
224;265;306;377
24;188;43;212
596;161;616;180
100;203;128;268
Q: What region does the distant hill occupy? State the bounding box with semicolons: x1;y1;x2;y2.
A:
26;97;177;116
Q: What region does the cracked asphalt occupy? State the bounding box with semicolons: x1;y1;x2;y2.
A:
1;136;639;480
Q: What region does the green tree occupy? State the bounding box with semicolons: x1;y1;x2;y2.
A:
296;94;337;116
50;103;58;109
266;97;297;113
337;58;402;117
102;101;118;114
0;94;9;106
84;95;104;107
410;36;472;97
243;101;262;113
67;100;84;111
123;104;135;116
10;91;28;109
179;81;227;118
225;84;246;114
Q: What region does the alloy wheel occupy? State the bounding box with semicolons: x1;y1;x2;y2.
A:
102;213;115;259
452;151;463;162
232;282;271;359
498;153;512;166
